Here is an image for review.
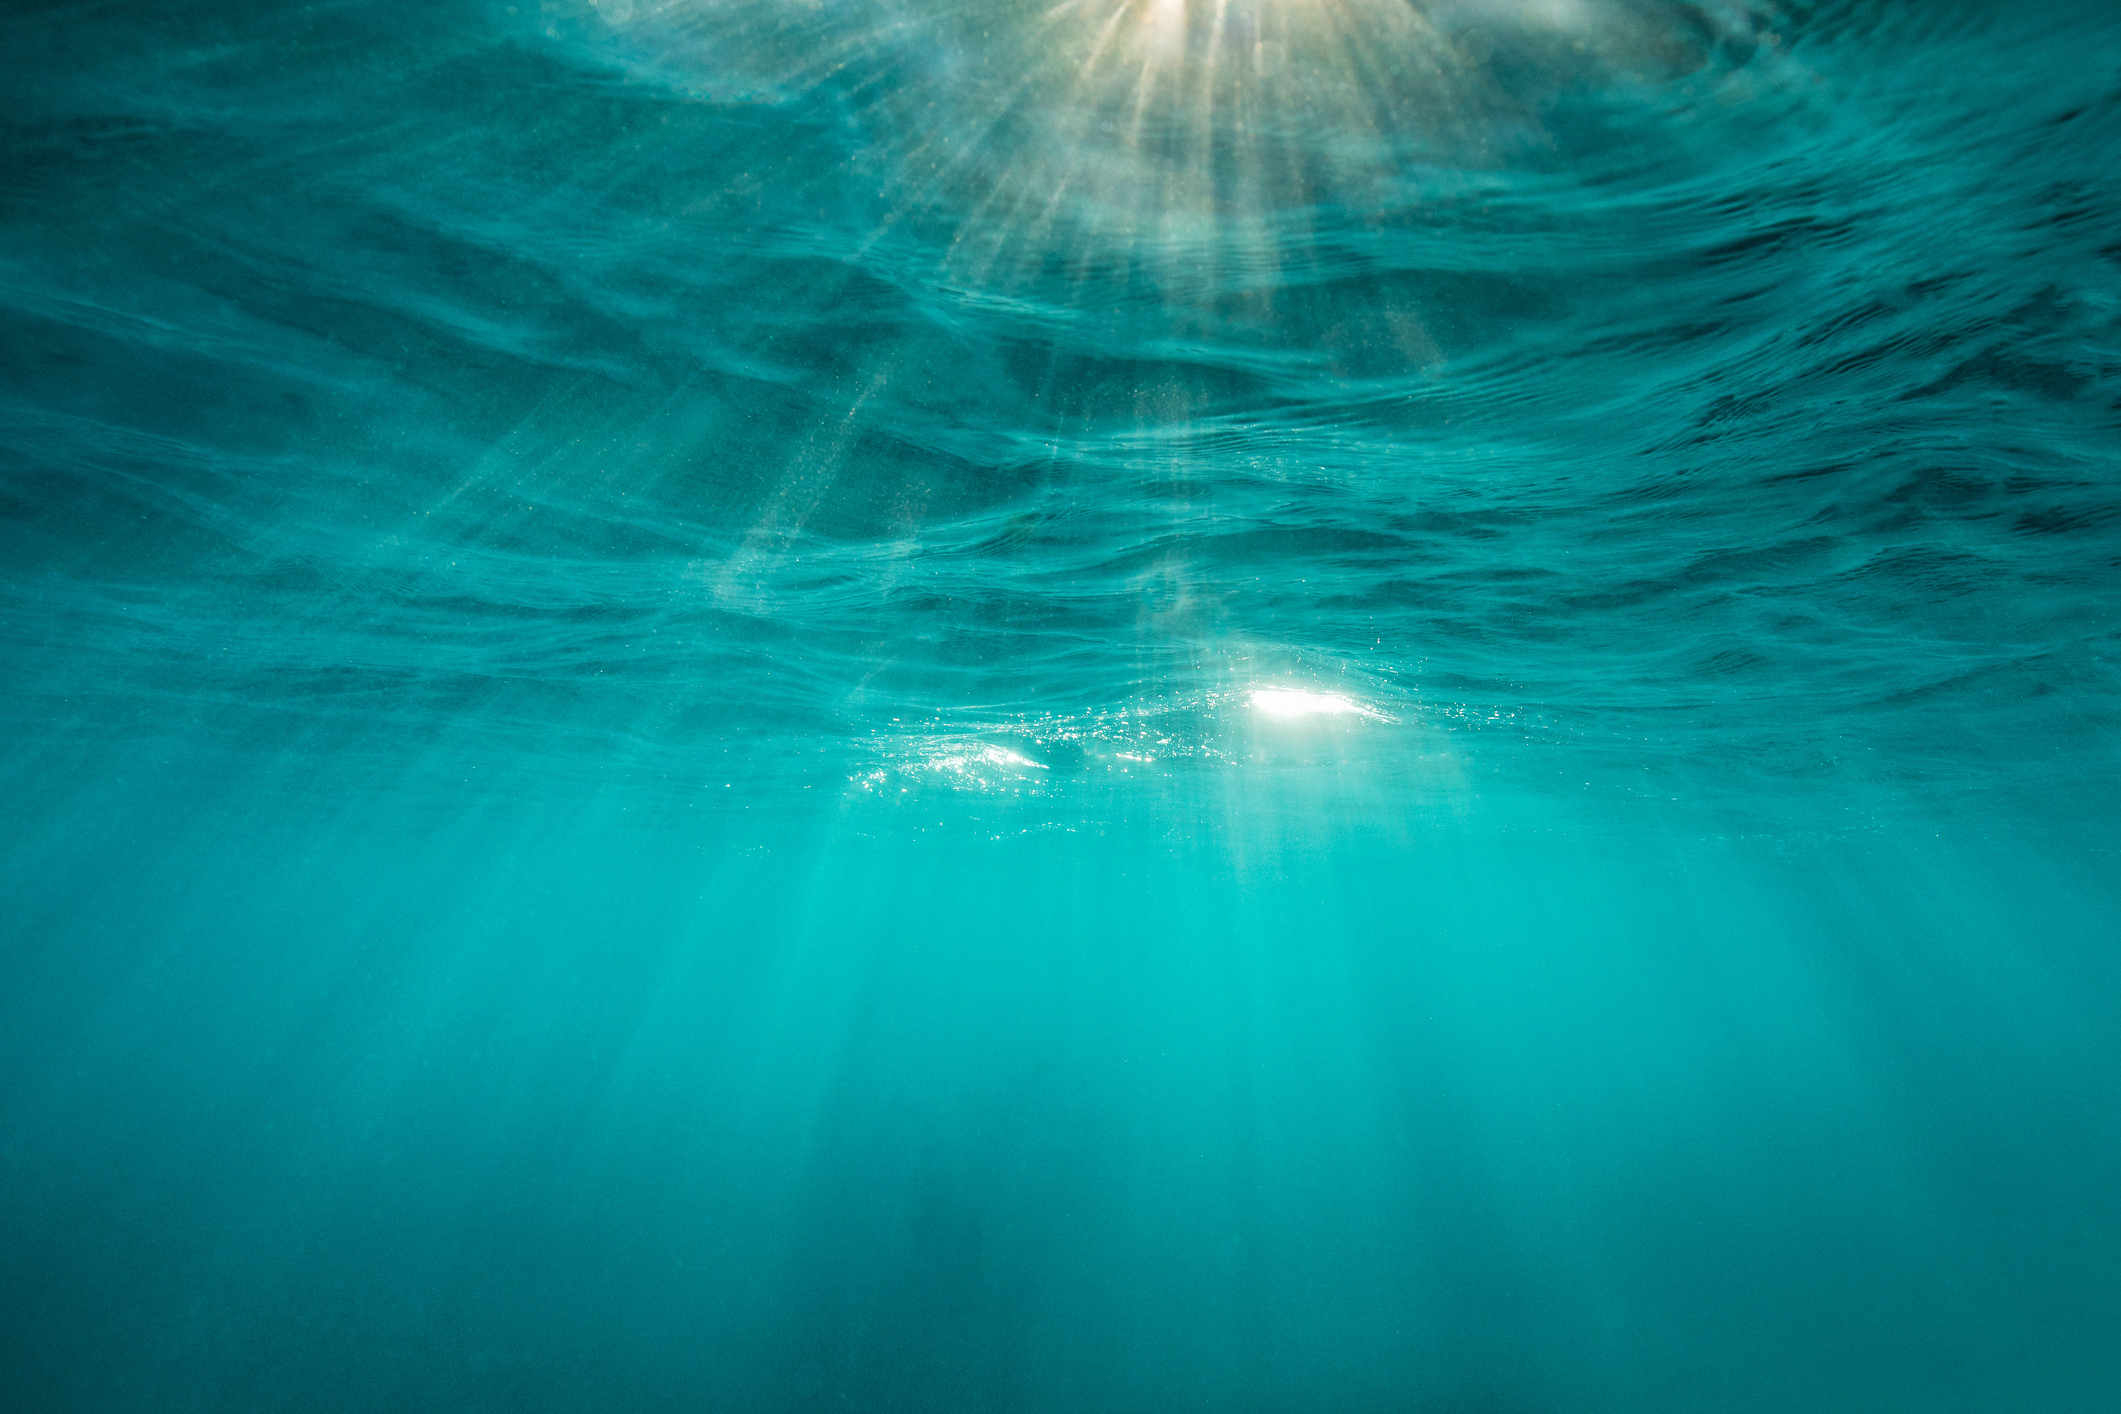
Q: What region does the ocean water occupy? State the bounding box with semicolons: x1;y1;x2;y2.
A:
4;0;2120;1409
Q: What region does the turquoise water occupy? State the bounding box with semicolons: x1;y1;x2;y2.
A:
4;1;2120;1409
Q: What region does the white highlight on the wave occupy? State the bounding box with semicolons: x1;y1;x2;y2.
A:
1250;688;1369;719
926;746;1049;771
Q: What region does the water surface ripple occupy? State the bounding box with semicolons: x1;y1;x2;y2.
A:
3;0;2117;824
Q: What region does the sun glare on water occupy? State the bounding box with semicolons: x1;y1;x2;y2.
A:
1251;688;1369;718
586;0;1756;287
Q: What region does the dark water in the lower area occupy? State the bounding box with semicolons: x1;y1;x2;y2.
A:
4;1;2119;1410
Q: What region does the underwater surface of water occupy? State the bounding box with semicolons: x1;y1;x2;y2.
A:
4;1;2120;1410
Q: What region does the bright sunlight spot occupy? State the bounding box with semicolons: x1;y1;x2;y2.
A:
1250;688;1366;718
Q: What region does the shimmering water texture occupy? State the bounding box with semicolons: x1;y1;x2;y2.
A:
4;2;2120;1412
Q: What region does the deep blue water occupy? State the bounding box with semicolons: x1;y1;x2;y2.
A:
4;1;2120;1410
